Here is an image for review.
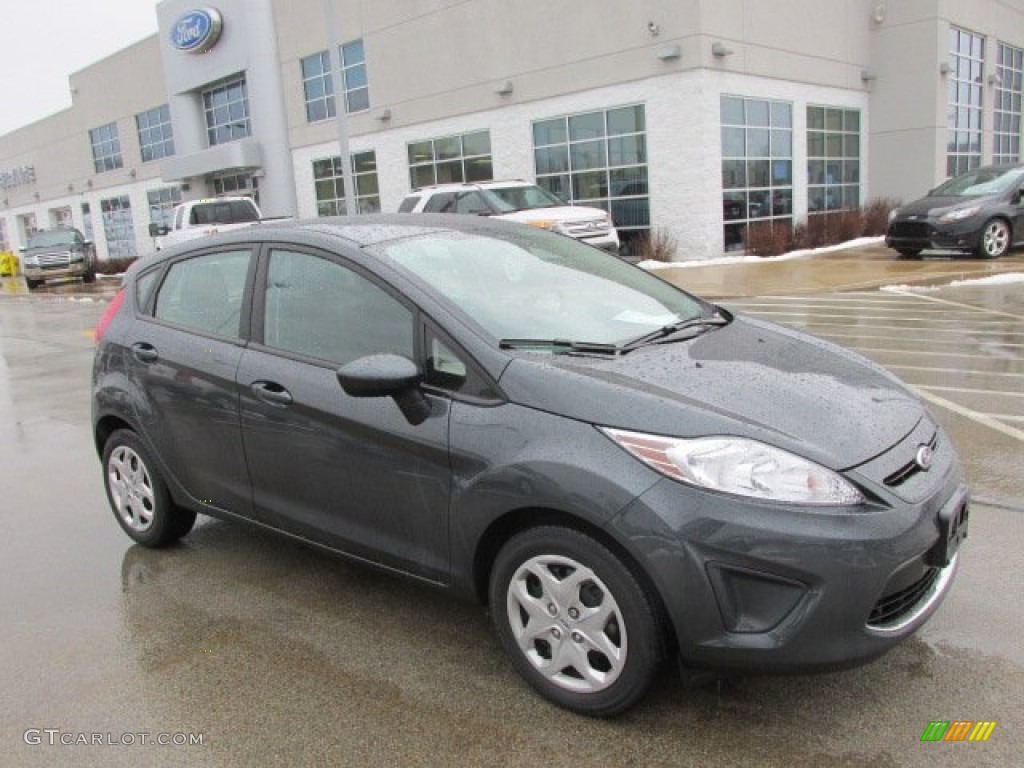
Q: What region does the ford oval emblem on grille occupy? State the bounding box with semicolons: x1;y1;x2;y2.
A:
915;445;934;470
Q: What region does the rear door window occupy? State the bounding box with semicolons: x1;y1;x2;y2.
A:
153;249;252;338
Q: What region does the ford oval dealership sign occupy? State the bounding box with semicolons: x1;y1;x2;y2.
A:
170;8;223;53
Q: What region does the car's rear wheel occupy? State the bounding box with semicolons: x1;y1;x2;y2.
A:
489;526;662;716
977;218;1011;259
896;248;922;259
83;269;97;284
102;429;196;547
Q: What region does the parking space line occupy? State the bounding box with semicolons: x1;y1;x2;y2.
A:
737;310;1021;327
911;387;1024;443
808;331;1024;349
917;384;1024;398
845;346;1020;362
886;289;1024;321
884;363;1024;379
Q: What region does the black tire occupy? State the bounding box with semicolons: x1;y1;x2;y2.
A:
25;277;42;290
102;429;195;547
896;248;922;259
82;270;97;284
489;526;662;716
976;218;1011;259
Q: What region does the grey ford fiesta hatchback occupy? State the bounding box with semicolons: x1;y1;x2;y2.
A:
92;215;969;716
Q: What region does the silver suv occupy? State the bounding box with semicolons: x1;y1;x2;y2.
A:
398;180;620;253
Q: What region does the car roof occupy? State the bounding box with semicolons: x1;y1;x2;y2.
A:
408;180;533;194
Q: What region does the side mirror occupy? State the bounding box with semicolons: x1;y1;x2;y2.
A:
336;354;431;425
148;223;169;237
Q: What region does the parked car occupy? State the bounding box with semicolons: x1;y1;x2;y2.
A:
886;163;1024;258
92;215;968;716
19;227;97;289
398;180;620;253
149;196;262;250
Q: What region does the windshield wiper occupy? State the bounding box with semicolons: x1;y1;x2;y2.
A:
498;338;620;355
619;313;730;352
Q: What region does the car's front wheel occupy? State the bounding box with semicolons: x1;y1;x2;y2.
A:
896;248;922;259
25;277;42;290
102;429;196;547
489;526;662;716
977;218;1011;258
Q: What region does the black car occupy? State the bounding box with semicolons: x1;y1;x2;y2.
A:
92;215;968;716
886;163;1024;259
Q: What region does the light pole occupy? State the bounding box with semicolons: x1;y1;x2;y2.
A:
325;0;357;216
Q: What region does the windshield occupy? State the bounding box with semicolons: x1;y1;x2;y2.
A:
931;166;1024;197
27;230;78;248
486;185;566;211
379;226;706;349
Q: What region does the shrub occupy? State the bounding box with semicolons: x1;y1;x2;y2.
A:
634;228;677;262
746;221;792;257
862;198;899;236
96;257;138;275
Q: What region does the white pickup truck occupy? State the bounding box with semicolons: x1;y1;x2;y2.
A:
149;197;263;250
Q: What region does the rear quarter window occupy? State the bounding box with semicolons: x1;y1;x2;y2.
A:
397;196;420;213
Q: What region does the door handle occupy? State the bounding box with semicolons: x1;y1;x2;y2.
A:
250;380;293;407
131;342;159;364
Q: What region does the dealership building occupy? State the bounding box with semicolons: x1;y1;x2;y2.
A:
2;0;1024;262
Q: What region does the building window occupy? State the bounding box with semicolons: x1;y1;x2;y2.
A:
947;26;985;177
313;151;380;215
0;218;9;251
994;42;1023;165
18;213;39;241
807;106;860;214
100;196;137;259
533;105;650;250
210;173;259;205
301;51;334;122
407;131;492;188
300;39;368;123
203;77;251;146
147;187;183;230
89;122;123;173
720;96;793;251
49;206;73;228
341;40;369;113
136;105;175;162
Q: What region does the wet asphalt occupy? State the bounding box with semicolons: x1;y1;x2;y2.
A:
1;243;1022;767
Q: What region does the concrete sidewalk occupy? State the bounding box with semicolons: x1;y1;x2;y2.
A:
651;239;1024;299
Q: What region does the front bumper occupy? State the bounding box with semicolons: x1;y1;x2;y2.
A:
610;425;967;673
572;231;620;254
885;216;984;253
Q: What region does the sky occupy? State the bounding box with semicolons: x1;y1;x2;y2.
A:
0;0;161;135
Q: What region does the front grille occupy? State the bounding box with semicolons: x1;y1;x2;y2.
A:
33;250;72;268
868;567;940;627
889;221;930;239
884;432;939;486
565;219;610;238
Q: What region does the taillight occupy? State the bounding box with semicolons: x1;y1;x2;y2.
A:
95;288;126;342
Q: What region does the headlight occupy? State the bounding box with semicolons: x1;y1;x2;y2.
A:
938;205;981;223
601;428;865;506
24;255;38;267
887;208;899;223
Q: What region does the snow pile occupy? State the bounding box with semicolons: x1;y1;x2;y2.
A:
638;237;885;271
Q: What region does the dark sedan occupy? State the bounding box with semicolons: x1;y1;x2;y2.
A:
92;215;968;716
886;163;1024;258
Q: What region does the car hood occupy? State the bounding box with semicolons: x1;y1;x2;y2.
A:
496;205;608;224
895;194;997;218
497;314;925;470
